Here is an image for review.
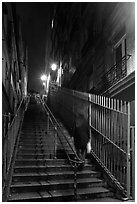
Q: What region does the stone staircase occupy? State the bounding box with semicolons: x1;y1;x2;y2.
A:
8;96;120;202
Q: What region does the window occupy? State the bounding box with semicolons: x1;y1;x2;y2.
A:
114;37;126;79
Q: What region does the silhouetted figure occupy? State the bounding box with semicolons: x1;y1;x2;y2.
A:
73;113;90;162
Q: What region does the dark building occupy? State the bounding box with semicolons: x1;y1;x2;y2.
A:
50;2;135;101
2;3;28;115
49;2;135;128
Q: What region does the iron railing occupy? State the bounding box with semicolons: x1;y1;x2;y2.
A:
88;94;131;199
2;96;30;199
49;87;134;200
96;55;132;93
40;98;84;200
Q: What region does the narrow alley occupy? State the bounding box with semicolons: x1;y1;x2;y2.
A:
2;2;135;202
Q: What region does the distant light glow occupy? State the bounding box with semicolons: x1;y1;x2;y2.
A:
51;19;54;29
41;74;47;81
46;75;50;93
51;63;57;71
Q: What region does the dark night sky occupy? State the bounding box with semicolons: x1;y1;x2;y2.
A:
16;2;51;92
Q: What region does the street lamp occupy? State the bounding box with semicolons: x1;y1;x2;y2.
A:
40;74;51;96
40;74;48;100
51;63;57;71
41;74;47;81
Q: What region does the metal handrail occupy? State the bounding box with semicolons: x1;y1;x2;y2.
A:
5;96;30;137
40;98;84;200
41;98;84;164
4;98;24;140
2;96;30;201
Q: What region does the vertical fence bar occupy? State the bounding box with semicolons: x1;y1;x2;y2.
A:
131;127;135;200
95;95;97;130
104;97;106;137
99;96;102;133
102;96;104;135
124;101;128;151
108;98;111;171
126;102;131;199
121;100;125;185
92;95;94;127
117;99;120;182
105;97;108;138
113;99;118;177
120;100;123;150
88;94;92;147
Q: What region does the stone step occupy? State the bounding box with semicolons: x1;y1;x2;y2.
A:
18;144;51;148
9;187;113;202
79;196;123;202
20;130;53;135
15;158;91;166
10;178;105;193
18;141;73;147
13;169;99;182
16;153;71;159
14;164;94;173
17;148;73;154
15;158;68;165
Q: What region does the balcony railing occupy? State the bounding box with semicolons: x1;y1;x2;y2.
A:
96;54;131;93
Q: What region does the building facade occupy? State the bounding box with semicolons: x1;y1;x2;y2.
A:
2;2;28;130
50;2;135;102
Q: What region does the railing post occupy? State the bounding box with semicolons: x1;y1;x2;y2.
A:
126;102;131;199
47;112;49;133
88;94;92;148
7;112;11;170
54;126;57;159
74;163;78;201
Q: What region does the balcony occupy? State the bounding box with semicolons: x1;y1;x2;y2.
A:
96;54;132;94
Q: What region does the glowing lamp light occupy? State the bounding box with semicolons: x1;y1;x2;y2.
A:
41;75;47;81
51;63;57;71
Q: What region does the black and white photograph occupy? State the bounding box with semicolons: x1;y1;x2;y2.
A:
2;1;135;202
